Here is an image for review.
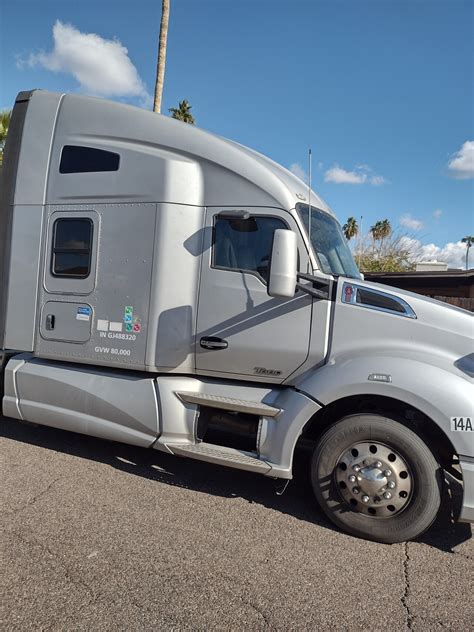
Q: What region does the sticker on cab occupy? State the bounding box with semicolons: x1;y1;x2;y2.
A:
76;306;92;321
450;417;473;432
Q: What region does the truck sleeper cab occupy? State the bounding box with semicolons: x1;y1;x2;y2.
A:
1;90;473;544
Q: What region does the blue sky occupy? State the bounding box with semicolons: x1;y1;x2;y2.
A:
1;0;473;266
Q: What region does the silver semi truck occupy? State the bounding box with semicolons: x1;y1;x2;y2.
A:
1;90;473;543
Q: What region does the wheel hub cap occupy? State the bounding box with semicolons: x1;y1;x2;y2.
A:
358;466;387;495
335;441;412;517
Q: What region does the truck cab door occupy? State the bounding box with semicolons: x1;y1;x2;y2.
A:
196;208;312;382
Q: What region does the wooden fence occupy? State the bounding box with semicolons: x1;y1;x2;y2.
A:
434;296;474;312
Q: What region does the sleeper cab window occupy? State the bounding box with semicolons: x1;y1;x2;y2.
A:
51;218;93;279
213;215;287;282
59;145;120;174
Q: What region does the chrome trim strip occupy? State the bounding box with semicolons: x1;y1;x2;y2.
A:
175;391;281;417
341;282;417;319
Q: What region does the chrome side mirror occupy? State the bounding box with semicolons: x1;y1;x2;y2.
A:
267;229;297;298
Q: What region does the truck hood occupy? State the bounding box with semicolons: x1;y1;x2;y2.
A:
329;278;474;380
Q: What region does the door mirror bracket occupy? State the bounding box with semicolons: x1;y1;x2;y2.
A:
296;272;331;300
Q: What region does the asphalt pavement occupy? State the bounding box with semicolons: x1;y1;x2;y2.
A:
1;415;473;631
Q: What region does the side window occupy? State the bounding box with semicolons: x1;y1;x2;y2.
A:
213;216;287;282
59;145;120;174
51;218;93;278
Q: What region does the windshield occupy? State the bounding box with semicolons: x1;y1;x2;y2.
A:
296;204;360;279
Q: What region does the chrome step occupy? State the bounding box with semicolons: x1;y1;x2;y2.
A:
165;442;272;474
175;391;280;417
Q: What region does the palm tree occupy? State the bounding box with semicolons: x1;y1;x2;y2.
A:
153;0;170;113
370;221;382;253
342;216;359;241
461;236;474;270
0;109;12;167
370;221;382;239
378;219;392;252
169;100;195;124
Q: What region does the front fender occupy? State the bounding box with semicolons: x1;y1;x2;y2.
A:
295;355;474;458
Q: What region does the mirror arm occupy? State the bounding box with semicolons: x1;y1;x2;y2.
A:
296;283;329;300
296;272;331;300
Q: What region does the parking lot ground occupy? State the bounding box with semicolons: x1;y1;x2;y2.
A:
1;415;473;631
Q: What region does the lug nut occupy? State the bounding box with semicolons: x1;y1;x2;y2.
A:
348;475;357;483
353;465;361;472
383;491;392;500
383;469;392;477
375;461;382;468
363;459;370;466
387;481;396;489
352;487;360;495
362;495;370;503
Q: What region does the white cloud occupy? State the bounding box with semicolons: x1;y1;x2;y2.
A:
325;165;365;184
433;209;443;219
399;214;424;231
447;141;474;179
401;237;470;269
289;162;308;183
19;21;150;105
324;163;386;185
369;175;386;186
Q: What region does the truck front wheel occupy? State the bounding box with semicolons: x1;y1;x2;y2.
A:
311;414;442;543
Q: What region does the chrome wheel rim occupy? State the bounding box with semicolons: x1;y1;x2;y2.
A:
335;441;413;517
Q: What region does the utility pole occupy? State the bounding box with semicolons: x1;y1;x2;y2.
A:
358;215;363;268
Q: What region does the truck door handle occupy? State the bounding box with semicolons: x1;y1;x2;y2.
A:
45;314;55;330
200;336;228;350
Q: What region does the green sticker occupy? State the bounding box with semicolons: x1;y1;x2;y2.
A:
125;323;133;332
125;306;133;315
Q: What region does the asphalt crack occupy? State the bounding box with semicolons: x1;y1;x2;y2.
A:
214;569;271;627
13;530;99;600
4;478;61;516
401;541;414;630
240;596;271;627
10;529;164;627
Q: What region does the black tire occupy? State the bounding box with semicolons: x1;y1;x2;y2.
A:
311;414;442;543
